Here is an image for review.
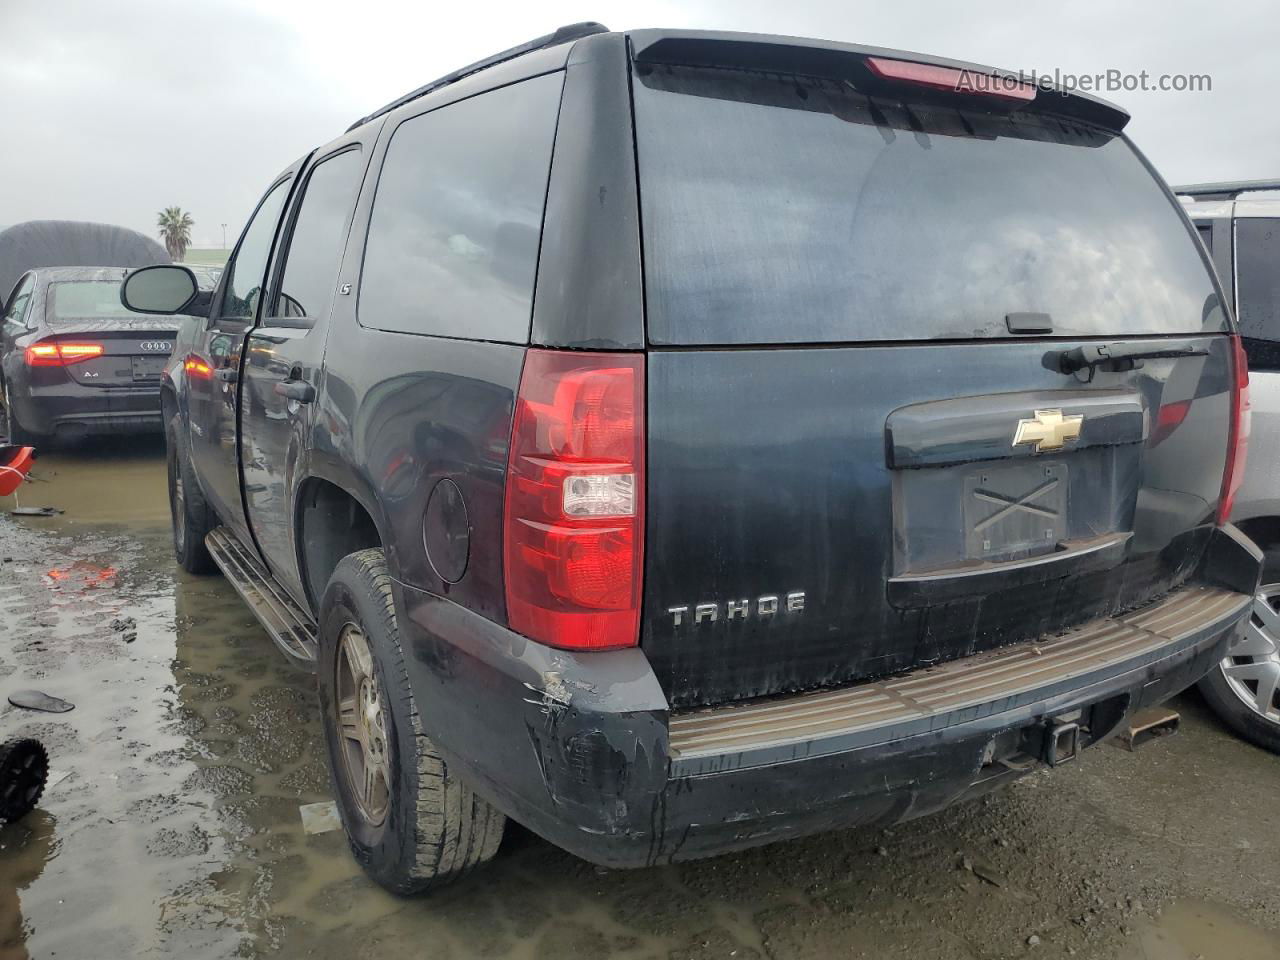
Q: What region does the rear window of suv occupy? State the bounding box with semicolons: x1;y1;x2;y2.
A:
633;65;1226;345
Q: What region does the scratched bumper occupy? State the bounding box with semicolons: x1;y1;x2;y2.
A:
394;536;1256;868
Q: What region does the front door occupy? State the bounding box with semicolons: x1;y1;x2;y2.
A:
240;136;373;605
188;166;303;544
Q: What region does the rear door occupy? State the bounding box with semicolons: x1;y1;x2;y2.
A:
240;133;374;604
631;56;1235;708
188;164;304;544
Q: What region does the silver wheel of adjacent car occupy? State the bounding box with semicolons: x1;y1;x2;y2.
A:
334;622;392;827
1218;585;1280;723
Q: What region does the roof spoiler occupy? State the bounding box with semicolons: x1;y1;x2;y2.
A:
1174;179;1280;200
628;30;1130;133
346;22;608;132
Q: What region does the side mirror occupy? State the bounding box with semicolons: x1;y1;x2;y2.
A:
121;264;207;316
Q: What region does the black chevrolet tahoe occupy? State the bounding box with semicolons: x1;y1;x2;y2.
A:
122;24;1261;894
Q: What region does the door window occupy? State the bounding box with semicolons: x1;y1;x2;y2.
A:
1236;217;1280;369
3;275;35;327
271;149;364;321
218;178;292;324
1237;218;1280;340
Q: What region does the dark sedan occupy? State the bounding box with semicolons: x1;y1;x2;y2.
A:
0;265;218;442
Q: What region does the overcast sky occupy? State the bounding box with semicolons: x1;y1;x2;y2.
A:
2;0;1275;248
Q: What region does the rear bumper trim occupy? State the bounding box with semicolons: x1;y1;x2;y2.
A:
669;585;1249;773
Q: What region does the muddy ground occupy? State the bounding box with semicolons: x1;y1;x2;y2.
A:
1;439;1278;960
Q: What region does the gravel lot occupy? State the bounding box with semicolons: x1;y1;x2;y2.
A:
1;439;1278;960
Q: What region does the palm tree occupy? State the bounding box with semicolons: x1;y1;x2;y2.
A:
156;207;195;261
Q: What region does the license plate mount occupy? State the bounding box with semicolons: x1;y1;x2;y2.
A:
962;461;1067;563
131;355;165;382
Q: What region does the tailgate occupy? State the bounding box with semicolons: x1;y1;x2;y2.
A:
630;47;1234;709
643;339;1232;707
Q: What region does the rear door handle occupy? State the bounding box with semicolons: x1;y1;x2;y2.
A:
214;367;237;383
274;379;315;403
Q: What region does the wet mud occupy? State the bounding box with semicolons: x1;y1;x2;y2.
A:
2;439;1279;959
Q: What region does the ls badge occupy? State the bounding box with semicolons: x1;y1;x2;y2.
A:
1012;409;1083;453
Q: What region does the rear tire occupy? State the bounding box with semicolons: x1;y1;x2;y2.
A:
0;738;49;823
166;413;217;574
317;548;505;894
1198;547;1280;754
2;381;44;447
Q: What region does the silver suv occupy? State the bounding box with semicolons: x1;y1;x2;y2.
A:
1180;179;1280;752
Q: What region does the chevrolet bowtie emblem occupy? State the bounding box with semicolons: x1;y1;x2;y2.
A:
1012;409;1084;453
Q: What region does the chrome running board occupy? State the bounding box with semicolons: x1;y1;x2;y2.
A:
205;527;317;667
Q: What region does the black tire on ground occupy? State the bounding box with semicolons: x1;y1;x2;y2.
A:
1198;546;1280;754
166;413;217;574
0;738;49;822
317;548;506;894
2;382;45;447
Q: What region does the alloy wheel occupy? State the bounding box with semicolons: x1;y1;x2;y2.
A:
1218;584;1280;724
334;623;391;825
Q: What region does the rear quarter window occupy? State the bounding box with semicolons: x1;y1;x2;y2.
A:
633;65;1226;345
357;72;564;343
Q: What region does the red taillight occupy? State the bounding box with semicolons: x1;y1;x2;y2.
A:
1218;335;1251;524
503;349;644;651
25;342;104;366
183;355;212;379
865;56;1037;103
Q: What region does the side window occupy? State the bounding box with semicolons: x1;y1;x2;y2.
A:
358;72;563;342
218;178;292;324
1195;223;1213;253
1237;218;1280;341
271;149;364;321
3;275;35;327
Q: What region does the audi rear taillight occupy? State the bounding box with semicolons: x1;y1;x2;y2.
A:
503;349;644;651
25;342;104;366
1217;335;1251;524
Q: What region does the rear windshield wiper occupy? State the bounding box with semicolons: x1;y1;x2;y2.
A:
1054;340;1209;379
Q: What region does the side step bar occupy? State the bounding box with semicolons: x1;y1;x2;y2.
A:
205;527;318;667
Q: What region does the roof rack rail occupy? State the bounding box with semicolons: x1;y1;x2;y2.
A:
1174;179;1280;200
346;21;609;132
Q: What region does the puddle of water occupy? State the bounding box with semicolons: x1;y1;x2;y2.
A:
3;441;1280;959
2;436;169;532
1122;900;1280;960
